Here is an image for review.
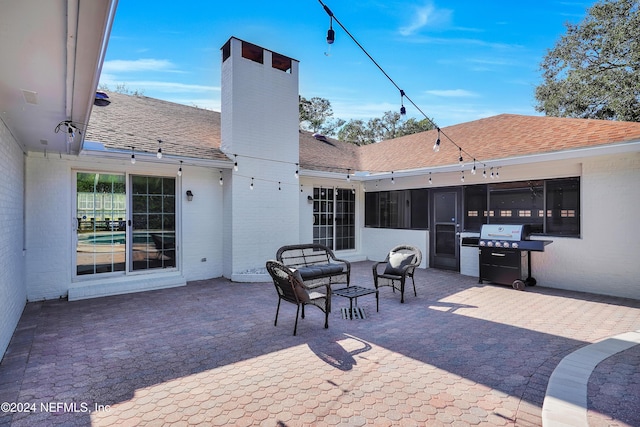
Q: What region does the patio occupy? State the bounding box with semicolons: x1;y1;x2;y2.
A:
1;261;639;426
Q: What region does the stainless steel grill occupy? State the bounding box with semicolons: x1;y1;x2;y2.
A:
478;224;552;290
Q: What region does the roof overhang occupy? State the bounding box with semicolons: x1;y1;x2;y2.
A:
0;0;118;155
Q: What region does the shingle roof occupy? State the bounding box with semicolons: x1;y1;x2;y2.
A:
85;92;640;173
84;91;228;162
359;114;640;173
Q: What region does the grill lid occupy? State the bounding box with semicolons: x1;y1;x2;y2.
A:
480;224;530;241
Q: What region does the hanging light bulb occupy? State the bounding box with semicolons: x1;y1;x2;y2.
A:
490;167;495;179
278;181;282;191
428;172;432;185
234;155;238;172
496;169;500;179
433;128;441;152
130;146;136;165
391;171;395;184
346;168;351;182
471;159;477;175
400;90;406;115
327;16;335;44
458;147;464;167
219;171;223;186
483;167;487;179
461;171;465;182
177;160;183;177
295;163;299;179
250;177;254;190
156;139;162;159
67;124;76;144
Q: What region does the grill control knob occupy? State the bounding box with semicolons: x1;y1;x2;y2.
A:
487;241;494;247
512;242;519;248
479;241;486;246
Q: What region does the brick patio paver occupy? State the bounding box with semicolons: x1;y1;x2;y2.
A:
0;261;639;426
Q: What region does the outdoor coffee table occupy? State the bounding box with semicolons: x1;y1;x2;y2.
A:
332;285;378;319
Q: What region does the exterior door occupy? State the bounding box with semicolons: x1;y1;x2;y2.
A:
76;172;127;276
430;188;462;270
130;176;176;271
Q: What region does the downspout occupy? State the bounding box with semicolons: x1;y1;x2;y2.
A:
65;0;79;121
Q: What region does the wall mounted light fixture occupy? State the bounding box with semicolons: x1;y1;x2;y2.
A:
186;190;194;201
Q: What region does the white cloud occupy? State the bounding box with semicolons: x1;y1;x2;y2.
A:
102;59;179;73
425;89;480;98
399;2;452;36
99;74;219;94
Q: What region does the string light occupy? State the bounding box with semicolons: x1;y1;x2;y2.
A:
400;89;406;116
234;154;238;172
219;170;224;186
391;171;395;184
67;124;76;144
460;171;465;182
177;160;183;177
326;15;335;44
317;1;492;178
130;146;136;165
483;167;487;179
295;163;299;179
471;159;477;175
490;167;495;179
458;147;464;167
347;168;351;182
433;128;441;152
428;172;432;185
250;177;254;190
278;181;282;191
156;139;162;159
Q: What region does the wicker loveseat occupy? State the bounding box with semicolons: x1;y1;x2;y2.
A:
276;243;350;289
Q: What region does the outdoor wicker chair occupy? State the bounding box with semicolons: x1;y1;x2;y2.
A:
266;260;331;336
372;245;422;304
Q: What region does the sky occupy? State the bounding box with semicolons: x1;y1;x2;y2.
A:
100;0;595;127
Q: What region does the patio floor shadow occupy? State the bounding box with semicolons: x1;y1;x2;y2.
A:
1;261;639;426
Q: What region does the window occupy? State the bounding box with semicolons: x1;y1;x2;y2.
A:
313;187;355;250
463;185;486;231
546;178;580;236
462;178;580;236
364;189;429;229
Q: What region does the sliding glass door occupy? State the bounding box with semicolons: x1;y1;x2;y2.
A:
75;172;176;277
131;176;176;270
76;173;127;275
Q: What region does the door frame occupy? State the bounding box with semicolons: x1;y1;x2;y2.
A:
429;187;462;271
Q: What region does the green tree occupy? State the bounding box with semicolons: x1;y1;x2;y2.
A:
299;96;344;135
535;0;640;121
337;119;376;145
337;112;435;145
397;117;436;136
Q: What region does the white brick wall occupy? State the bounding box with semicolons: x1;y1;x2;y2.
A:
0;120;26;360
25;155;72;300
24;155;226;301
221;38;301;277
533;152;640;299
180;165;225;280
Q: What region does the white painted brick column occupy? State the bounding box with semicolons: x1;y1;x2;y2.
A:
220;37;300;278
